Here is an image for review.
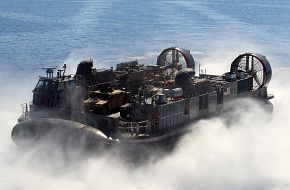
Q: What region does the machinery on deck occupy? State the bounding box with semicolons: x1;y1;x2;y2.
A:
12;47;274;150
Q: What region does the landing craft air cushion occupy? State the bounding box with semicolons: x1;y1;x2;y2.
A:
12;47;274;150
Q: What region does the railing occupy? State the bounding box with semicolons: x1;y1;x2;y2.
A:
119;120;151;137
21;103;29;120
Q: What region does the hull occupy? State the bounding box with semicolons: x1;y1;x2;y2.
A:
11;48;274;153
12;97;273;152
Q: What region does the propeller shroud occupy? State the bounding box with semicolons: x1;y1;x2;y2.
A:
157;47;195;78
230;53;272;90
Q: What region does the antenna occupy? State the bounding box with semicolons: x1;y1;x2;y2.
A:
199;64;201;75
197;61;207;76
41;67;57;78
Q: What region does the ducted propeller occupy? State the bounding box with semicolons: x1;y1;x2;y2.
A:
230;53;272;90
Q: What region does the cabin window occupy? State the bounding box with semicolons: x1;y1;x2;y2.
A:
35;80;44;89
34;79;52;90
47;81;57;91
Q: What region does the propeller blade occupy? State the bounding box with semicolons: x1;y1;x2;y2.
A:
253;71;261;86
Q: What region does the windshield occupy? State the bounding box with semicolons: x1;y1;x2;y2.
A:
34;79;57;90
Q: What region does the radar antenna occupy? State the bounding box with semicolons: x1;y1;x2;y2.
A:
41;67;57;78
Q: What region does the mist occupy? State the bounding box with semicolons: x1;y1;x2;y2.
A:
1;63;290;190
1;0;290;189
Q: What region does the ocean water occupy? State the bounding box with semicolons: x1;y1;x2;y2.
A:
1;1;290;190
1;0;290;72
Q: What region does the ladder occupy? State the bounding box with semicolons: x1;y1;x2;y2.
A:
21;103;29;119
